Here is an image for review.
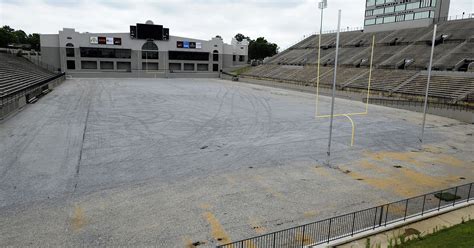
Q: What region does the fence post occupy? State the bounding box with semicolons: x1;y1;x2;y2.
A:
438;190;442;211
351;212;356;236
373;208;378;229
327;218;332;243
453;186;458;207
421;194;426;216
385;204;389;226
273;232;276;248
404;200;409;221
301;225;306;248
468;183;472;202
379;205;384;226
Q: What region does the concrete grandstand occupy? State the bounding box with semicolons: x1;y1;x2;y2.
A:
0;3;473;248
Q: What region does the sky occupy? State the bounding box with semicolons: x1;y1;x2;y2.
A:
0;0;473;49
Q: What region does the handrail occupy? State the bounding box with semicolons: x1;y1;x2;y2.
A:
217;182;473;248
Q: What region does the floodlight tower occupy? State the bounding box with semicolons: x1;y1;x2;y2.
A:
316;0;327;116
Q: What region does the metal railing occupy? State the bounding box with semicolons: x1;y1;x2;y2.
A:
218;182;473;248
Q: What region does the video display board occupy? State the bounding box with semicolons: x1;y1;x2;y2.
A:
137;23;163;40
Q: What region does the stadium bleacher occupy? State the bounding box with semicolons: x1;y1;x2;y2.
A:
0;51;64;119
242;19;474;104
0;52;57;97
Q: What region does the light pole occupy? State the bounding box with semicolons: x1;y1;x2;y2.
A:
420;24;437;143
315;0;327;117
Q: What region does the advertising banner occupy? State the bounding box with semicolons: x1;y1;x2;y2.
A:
90;36;98;44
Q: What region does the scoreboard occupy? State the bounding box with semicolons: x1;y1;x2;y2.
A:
130;23;169;41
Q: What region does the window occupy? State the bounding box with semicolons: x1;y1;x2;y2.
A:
405;13;414;20
414;11;430;19
385;0;394;3
385;6;395;14
141;41;159;60
365;10;373;17
239;55;245;62
420;0;431;7
406;2;420;10
213;50;219;62
376;17;384;24
66;43;74;57
183;63;195;71
66;60;75;70
384;16;396;23
81;61;97;69
375;0;384;5
213;64;219;72
197;64;209;71
142;62;158;70
365;18;376;25
366;0;375;6
169;51;210;61
100;61;114;70
395;4;406;12
233;55;236;61
80;47;131;59
169;63;181;71
431;0;437;6
117;62;131;71
373;8;384;15
396;14;405;22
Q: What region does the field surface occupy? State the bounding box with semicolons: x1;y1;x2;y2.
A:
0;78;472;247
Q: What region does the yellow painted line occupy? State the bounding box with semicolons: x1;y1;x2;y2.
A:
71;205;86;232
203;211;232;245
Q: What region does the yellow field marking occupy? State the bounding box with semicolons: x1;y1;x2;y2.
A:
71;205;86;232
249;217;267;235
253;175;286;200
304;210;319;218
203;211;232;245
345;156;462;197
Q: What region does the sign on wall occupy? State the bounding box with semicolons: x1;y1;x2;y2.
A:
90;37;98;44
90;36;122;46
114;38;122;45
177;41;201;49
98;37;106;44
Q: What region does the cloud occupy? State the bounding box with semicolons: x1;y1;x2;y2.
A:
0;0;472;49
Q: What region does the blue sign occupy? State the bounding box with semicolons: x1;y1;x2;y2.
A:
183;41;190;48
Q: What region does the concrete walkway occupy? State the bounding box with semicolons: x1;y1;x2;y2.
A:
336;204;474;248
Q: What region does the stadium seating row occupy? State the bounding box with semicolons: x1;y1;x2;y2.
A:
266;19;474;70
0;52;57;98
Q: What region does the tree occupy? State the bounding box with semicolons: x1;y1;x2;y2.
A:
234;33;250;42
0;25;40;50
234;34;278;61
248;37;278;61
27;33;40;51
0;26;15;47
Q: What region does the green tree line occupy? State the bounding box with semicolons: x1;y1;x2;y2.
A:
235;33;278;61
0;26;40;51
